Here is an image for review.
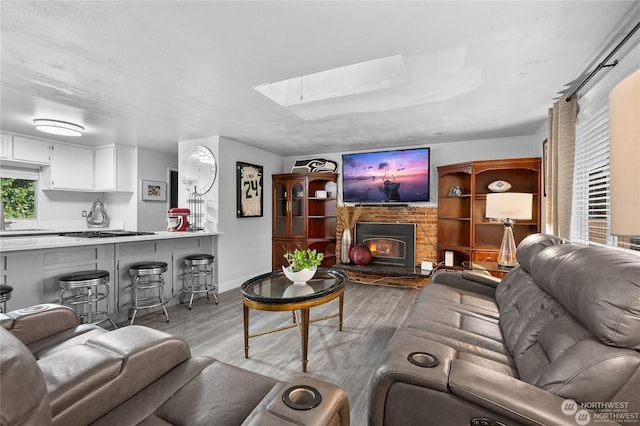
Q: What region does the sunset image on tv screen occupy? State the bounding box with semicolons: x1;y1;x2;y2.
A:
342;148;430;202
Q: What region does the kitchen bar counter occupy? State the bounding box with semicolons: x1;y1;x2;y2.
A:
0;231;220;323
0;230;221;252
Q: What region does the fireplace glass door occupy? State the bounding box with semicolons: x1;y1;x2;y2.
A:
364;238;406;262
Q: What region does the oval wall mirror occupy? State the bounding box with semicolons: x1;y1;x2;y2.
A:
182;145;217;195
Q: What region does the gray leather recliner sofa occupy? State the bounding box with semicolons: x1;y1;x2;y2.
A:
369;233;640;426
0;304;350;425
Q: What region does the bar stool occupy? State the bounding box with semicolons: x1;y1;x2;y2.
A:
181;254;217;309
0;285;13;313
129;261;169;324
58;270;117;329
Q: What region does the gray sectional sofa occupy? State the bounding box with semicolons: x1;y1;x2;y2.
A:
369;233;640;425
0;304;350;425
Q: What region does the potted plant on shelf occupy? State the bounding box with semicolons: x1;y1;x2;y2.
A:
282;248;324;285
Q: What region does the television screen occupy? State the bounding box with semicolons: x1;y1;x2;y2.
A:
342;147;430;203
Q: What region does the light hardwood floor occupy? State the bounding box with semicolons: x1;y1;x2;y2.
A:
132;280;420;425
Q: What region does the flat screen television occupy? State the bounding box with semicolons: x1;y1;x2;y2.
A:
342;147;430;203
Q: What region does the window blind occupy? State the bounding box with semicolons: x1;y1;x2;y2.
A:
571;42;640;252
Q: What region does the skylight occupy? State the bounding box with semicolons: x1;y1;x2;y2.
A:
254;54;409;106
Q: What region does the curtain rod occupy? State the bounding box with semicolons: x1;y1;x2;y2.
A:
567;19;640;101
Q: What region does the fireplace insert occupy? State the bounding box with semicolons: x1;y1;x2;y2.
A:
355;222;416;268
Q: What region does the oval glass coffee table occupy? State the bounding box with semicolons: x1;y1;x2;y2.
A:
241;267;347;372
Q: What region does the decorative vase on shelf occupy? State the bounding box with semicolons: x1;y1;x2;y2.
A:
340;228;352;264
282;265;317;285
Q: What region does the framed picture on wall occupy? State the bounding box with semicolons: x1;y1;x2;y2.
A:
236;162;263;218
141;179;167;201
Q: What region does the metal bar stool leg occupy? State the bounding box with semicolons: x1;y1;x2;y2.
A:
0;285;13;314
129;262;169;324
181;254;217;310
57;271;115;329
160;274;169;322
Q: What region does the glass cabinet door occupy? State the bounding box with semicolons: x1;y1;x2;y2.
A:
291;181;305;236
274;181;288;237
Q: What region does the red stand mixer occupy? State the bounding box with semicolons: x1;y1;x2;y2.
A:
168;208;190;232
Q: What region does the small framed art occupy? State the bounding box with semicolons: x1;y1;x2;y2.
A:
141;179;167;201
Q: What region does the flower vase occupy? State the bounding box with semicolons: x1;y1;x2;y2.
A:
341;228;352;264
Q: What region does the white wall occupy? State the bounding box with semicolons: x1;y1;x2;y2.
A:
135;147;177;232
217;136;283;292
283;134;542;205
532;120;549;232
38;190;107;222
178;136;220;232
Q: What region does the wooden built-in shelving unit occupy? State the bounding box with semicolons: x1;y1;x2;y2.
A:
437;158;541;266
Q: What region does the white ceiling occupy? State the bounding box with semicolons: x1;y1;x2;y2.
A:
1;1;638;156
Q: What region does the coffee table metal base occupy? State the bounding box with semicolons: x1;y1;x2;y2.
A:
243;289;344;372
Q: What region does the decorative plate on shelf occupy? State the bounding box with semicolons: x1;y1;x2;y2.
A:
488;180;512;192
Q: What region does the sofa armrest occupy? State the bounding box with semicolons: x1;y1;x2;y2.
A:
242;376;350;426
369;338;457;426
4;304;81;345
449;359;621;426
431;270;499;297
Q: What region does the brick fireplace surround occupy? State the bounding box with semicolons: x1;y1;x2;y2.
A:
336;206;438;288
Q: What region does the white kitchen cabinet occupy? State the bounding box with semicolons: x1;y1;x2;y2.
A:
94;145;135;192
11;136;52;164
0;134;12;159
42;142;94;191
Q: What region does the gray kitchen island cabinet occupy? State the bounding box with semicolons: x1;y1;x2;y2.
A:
115;235;214;322
0;232;219;324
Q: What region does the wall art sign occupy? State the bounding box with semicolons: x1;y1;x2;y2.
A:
291;158;337;173
236;162;263;218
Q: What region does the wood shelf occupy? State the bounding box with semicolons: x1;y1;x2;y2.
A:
272;173;338;270
437;157;541;266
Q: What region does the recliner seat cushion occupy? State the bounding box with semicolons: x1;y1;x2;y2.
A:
390;325;514;368
156;361;279;425
415;283;499;318
402;303;506;355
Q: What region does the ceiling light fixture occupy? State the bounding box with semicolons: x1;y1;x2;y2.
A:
33;119;84;137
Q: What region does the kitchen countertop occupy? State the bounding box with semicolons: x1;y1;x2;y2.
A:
0;230;221;252
0;228;123;237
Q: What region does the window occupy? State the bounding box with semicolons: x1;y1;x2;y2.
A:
570;42;640;252
0;167;38;220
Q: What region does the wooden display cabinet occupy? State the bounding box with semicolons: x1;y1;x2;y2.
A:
437;158;541;266
272;173;338;270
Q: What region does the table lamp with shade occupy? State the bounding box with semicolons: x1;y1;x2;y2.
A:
485;193;533;267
